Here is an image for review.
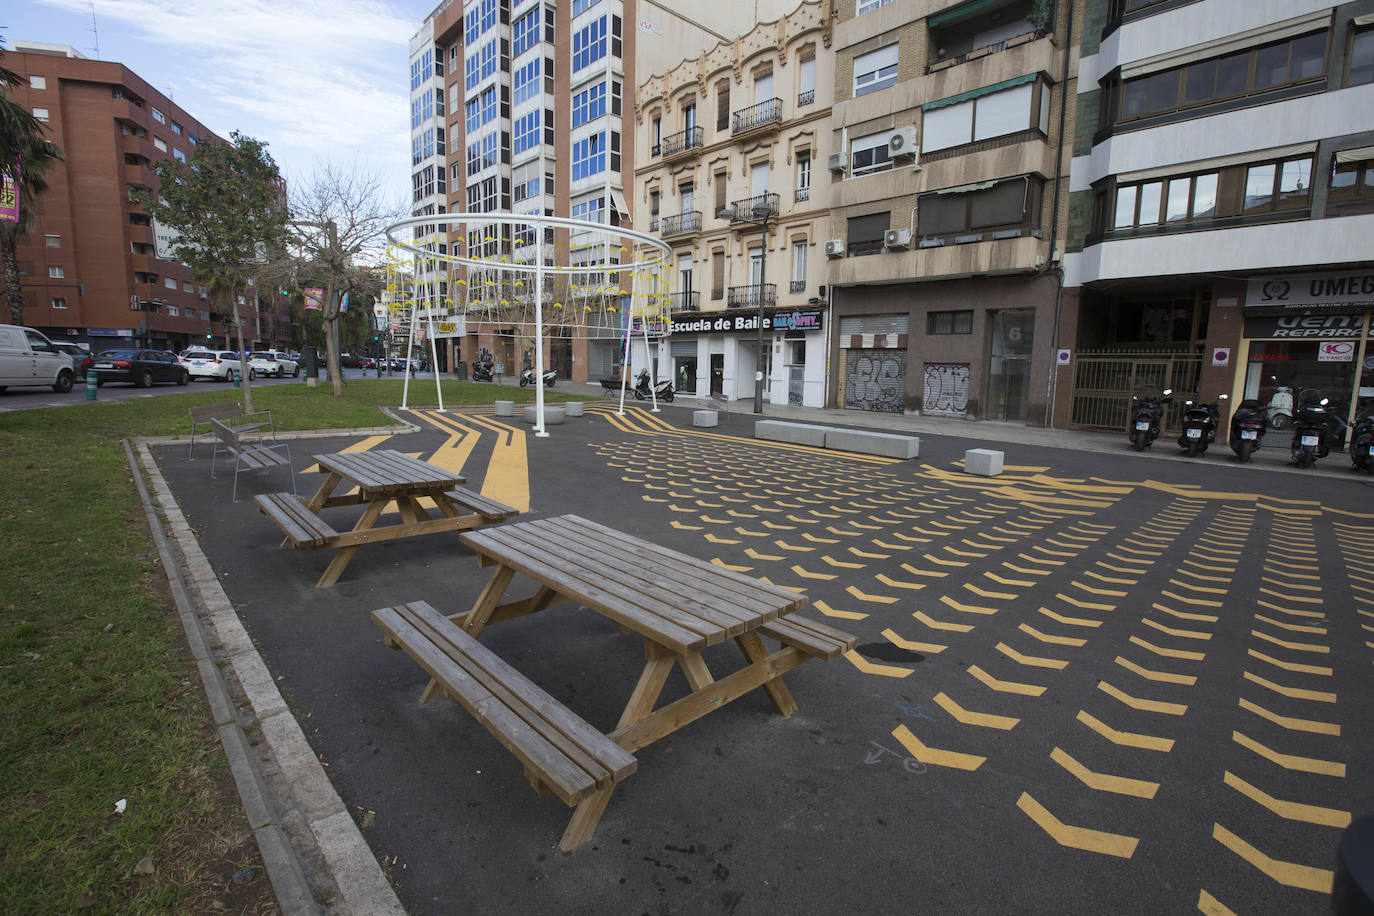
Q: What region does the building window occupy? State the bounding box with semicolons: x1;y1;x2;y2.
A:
573;0;601;13
798;55;815;106
30;75;46;89
173;148;186;163
858;0;895;13
847;212;889;255
854;44;899;97
1243;158;1311;212
513;7;541;57
796;151;811;201
573;132;606;180
45;234;61;248
51;296;69;310
183;281;194;292
49;265;65;278
33;107;49;122
513;58;542;106
513;110;542;155
573;17;607;72
791;240;807;292
1348;27;1374;86
165;305;179;317
572;82;607;127
1330;153;1374;207
1104;155;1312;233
923;79;1046;153
712;251;724;299
716;80;730;131
919;176;1042;237
171;120;182;135
153;136;167;152
850;131;893;176
150;106;165;123
928;310;973;334
165;276;178;289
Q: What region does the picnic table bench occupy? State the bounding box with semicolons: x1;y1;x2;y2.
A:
374;513;856;851
210;418;294;502
256;449;518;588
188;402;273;459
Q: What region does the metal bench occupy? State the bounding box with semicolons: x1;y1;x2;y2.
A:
210;418;294;502
187;402;273;459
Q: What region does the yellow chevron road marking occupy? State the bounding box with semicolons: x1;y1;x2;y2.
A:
1211;823;1333;893
1151;602;1219;623
914;610;974;633
705;533;741;544
1251;630;1328;653
803;532;840;544
1161;589;1223;608
1018;623;1086;647
1232;731;1345;776
1085;570;1136;585
1115;656;1197;685
847;586;899;604
1246;649;1331;676
1128;635;1205;661
1142;618;1212;640
872;539;915;551
1175;566;1232;584
1004;563;1052;576
966;584;1017;600
826;526;863;537
1243;672;1336;703
998;642;1068;670
774;540;813;552
1051;747;1159;798
1198;887;1239;915
745;548;784;561
893;725;986;770
1072;581;1126;598
881;628;947;654
711;558;752;572
1099;680;1188;715
933;692;1018;729
842;650;914;679
1019;552;1063;567
1017;793;1138;859
480;423;529;512
811;600;867;621
1076;710;1174;752
671;520;703;531
1040;607;1103;628
1254;614;1326;635
849;546;890;559
941;596;998;616
968;665;1045;696
790;565;836;581
876;574;925;591
925;554;968;568
987;572;1035;587
900;563;949;578
944;546;987;558
1260;588;1324;605
823;554;865;569
1257;600;1326;619
762;520;796;530
734;527;768;537
887;531;932;543
1168;578;1228;595
1223;772;1350;827
1058;593;1116;612
1239;698;1339;735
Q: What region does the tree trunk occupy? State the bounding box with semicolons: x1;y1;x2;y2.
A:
1;225;25;325
229;285;255;414
322;280;344;396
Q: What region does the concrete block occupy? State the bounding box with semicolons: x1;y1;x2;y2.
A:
693;410;719;428
564;401;584;417
493;400;514;417
755;419;831;447
522;404;566;425
964;448;1004;476
825;428;919;459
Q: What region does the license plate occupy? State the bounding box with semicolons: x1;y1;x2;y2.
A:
1135;421;1150;430
94;362;113;369
1187;428;1202;439
1301;435;1318;446
1241;430;1257;440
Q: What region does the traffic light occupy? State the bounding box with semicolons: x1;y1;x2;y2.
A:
205;331;212;339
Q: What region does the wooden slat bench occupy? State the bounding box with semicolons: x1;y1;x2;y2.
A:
188;402;273;459
443;487;521;522
254;492;338;548
374;600;638;852
210;418;295;502
759;615;858;660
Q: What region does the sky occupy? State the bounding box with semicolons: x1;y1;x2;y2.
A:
3;0;439;211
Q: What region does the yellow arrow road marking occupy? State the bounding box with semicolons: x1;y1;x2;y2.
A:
881;628;947;654
1040;607;1103;628
843;650;914;679
813;600;867;620
900;563;948;578
705;533;741;544
876;574;925;591
941;596;998;616
1246;649;1331;676
1076;710;1174;751
1232;731;1345;776
802;532;840;544
1128;635;1205;660
968;664;1045;696
933;692;1018;729
914;610;974;633
872;539;914;551
1099;680;1188;715
790;565;837;581
1251;630;1328;653
1239;698;1339;735
1017;793;1138;859
745;548;784;561
1151;602;1219;623
847;585;899;604
965;584;1016;600
1142;618;1211;640
1212;823;1333;892
1115;656;1197;685
1051;747;1159;798
823;554;864;569
893;725;985;770
671;520;703;531
711;558;752;572
1019;623;1086;647
998;642;1068;670
1254;614;1326;635
1224;772;1350;827
1243;671;1336;703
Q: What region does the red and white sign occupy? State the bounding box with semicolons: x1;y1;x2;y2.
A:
1211;347;1230;367
1317;341;1356;362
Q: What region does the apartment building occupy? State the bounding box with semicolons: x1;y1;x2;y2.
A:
0;43;283;353
1059;0;1374;438
826;0;1072;424
633;0;833;407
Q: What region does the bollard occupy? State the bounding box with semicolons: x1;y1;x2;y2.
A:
232;369;241;389
85;371;97;401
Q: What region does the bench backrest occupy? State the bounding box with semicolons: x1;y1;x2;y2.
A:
189;402;243;424
210;417;241;450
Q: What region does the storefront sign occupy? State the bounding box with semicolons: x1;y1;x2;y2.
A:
669;309;825;336
1317;341;1356;362
1246;270;1374;311
1243;315;1367;338
431;317;466;339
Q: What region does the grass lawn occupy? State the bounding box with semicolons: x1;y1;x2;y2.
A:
0;379;577;912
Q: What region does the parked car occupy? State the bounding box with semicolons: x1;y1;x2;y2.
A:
358;357;375;369
0;323;77;393
49;341;93;380
184;349;249;382
249;350;300;378
89;349;190;387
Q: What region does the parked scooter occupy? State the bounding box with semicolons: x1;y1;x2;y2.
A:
1177;393;1228;458
470;361;494;382
1350;408;1374;474
519;366;556;387
1128;388;1172;451
1290;390;1332;468
1228;399;1269;463
633;369;674;403
1267;385;1293;429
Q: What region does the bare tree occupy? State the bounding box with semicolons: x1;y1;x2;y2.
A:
287;161;403;396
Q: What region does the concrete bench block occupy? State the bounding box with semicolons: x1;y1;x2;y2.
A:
825;428;919;459
693;410;719;428
522;404;566;425
964;448;1004;476
564;401;584;417
493;400;514;417
755;420;831;447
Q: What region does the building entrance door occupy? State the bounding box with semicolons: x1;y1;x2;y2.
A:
988;310;1034;421
710;354;724;397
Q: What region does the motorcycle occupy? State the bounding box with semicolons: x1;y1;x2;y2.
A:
633;369;674;403
1128;388;1172;451
1290;391;1332;468
1177;393;1227;458
520;366;556;387
470;361;494;382
1349;408;1374;474
1267;385;1293;430
1227;398;1269;463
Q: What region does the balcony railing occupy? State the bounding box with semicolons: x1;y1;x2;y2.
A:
660;211;702;237
668;291;700;312
732;98;782;135
723;192;780;223
798;89;815;107
727;283;777;309
795;187;810;203
659;125;704;158
711;287;724;301
789;280;806;294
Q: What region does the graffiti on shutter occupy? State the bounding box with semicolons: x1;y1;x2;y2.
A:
923;363;970;417
844;349;906;412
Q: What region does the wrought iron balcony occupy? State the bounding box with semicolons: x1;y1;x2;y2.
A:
726;283;777;309
660;211;702;237
723;192;780;224
659;125;704;158
668;290;700;312
798;89;815;107
795;187;810;203
732;98;782;135
789;280;806;294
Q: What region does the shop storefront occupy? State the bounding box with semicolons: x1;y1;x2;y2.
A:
662;307;827;408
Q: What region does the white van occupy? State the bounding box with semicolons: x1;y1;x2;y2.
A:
0;324;77;393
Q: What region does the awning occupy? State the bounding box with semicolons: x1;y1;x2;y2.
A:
1336;146;1374;164
609;188;631;219
1116;143;1316;183
928;180;997;196
928;0;1009;29
922;73;1038;111
1122;9;1332;79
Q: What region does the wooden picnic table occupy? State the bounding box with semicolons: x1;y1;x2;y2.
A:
256;449;518;588
373;513;856;850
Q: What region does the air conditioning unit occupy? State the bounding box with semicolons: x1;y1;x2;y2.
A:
824;239;845;258
883;228;910;250
887;127;918;159
826;152;846;172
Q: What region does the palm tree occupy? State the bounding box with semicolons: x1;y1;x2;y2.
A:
1;52;64;325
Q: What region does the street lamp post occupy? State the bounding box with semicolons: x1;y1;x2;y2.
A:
727;200;776;414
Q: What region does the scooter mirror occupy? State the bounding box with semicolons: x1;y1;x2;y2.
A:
1219;394;1229;400
1320;397;1330;406
1185;400;1194;406
1163;388;1173;396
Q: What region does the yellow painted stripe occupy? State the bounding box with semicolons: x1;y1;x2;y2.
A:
1243;671;1336;703
871;539;914;551
812;600;867;621
1040;607;1103;628
1254;614;1326;635
1232;730;1346;776
1238;698;1340;735
924;553;968;568
1223;771;1350;827
1261;575;1321;592
790;564;836;581
1004;563;1052;576
914;610;974;633
1018;552;1062;566
1212;823;1333;893
823;554;865;569
1161;589;1223;609
847;585;899;605
1099;561;1149;574
1259;588;1324;605
802;532;840;544
1017;793;1138;859
945;546;987;558
745;547;784;561
1019;623;1086;647
933;691;1019;729
1072;581;1127;597
1128;636;1206;661
1051;747;1158;798
843;650;915;679
1115;656;1197;685
1142;618;1212;640
671;520;703;531
1168;578;1228;595
1256;599;1326;620
875;573;925;591
997;642;1068;670
479;424;530;511
899;562;949;578
1033;545;1075;558
1250;630;1328;653
1197;889;1237;916
339;434;392;453
1246;649;1331;676
892;724;985;770
881;628;946;654
1076;710;1174;752
1085;570;1136;585
1056;593;1115;611
986;572;1035;587
1151;602;1219;623
1098;680;1188;715
710;558;752;572
1175;566;1233;584
941;595;998;616
967;664;1046;696
965;583;1017;601
773;540;812;552
705;533;741;544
